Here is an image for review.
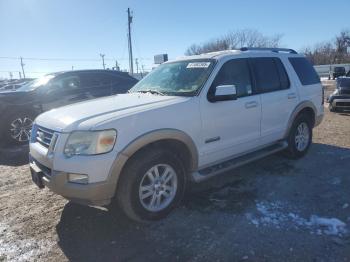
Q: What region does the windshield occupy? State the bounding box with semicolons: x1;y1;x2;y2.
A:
17;74;55;91
130;60;215;96
338;78;350;89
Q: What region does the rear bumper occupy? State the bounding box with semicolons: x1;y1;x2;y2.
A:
29;154;115;206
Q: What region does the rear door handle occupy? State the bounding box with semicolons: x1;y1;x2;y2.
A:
245;101;258;109
288;93;297;99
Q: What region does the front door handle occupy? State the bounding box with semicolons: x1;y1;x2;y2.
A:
245;101;258;109
288;93;297;99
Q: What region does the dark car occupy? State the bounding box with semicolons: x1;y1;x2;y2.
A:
0;70;137;145
328;77;350;112
330;66;346;80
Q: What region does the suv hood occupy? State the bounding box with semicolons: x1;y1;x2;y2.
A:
35;93;190;132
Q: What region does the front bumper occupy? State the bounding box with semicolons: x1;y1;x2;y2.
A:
329;95;350;109
29;154;116;206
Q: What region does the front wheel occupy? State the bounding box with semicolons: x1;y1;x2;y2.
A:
115;148;186;222
285;115;312;159
329;103;337;112
2;112;35;146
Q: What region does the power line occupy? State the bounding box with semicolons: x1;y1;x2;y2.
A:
0;56;151;61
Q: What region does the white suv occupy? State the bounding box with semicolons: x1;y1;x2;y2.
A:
29;48;324;221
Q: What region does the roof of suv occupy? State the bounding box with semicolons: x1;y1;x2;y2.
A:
175;47;301;62
53;69;135;78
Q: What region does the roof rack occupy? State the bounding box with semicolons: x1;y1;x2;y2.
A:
240;47;298;54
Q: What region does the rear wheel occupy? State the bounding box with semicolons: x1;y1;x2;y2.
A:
285;114;312;159
115;148;186;222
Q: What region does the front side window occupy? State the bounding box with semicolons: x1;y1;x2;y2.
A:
54;75;80;90
252;57;286;93
130;59;215;96
45;75;80;93
210;58;253;98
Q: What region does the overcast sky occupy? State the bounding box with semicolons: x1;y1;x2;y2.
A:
0;0;349;79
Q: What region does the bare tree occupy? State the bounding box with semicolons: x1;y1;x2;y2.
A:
185;29;282;55
302;30;350;65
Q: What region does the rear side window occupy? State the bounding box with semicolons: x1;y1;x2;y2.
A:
211;58;253;98
289;57;320;85
251;57;289;93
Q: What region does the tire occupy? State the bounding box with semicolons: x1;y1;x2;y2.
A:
115;148;187;222
2;111;35;146
329;103;337;112
284;114;312;159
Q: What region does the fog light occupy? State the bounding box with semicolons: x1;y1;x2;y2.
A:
67;173;88;184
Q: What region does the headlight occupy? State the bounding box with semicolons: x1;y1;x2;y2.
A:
64;129;116;157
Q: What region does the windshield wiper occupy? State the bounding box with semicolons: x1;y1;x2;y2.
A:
135;90;166;96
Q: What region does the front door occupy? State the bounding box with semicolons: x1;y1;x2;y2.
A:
199;58;261;167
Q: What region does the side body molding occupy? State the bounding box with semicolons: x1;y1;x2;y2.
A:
283;100;317;138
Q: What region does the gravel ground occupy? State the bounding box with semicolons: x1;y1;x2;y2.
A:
1;80;350;262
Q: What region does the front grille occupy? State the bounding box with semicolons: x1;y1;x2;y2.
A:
336;102;350;107
35;126;55;148
340;89;350;95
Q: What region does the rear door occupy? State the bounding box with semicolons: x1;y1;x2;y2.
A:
251;57;298;144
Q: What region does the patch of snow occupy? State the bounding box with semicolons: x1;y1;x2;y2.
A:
309;216;347;236
247;201;348;237
0;222;54;262
342;203;349;209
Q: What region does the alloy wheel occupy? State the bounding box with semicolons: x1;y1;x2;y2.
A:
138;164;178;212
295;122;310;152
9;117;33;142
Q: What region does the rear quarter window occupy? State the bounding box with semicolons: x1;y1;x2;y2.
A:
288;57;320;85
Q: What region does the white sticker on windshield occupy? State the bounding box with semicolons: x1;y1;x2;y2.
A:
187;62;211;68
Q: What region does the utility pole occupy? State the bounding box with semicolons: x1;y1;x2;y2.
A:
100;54;106;69
71;66;74;70
19;72;22;79
20;57;25;79
135;58;139;74
115;60;120;71
141;64;145;78
127;8;134;75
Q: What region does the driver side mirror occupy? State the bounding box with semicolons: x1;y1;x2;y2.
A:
208;85;237;102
